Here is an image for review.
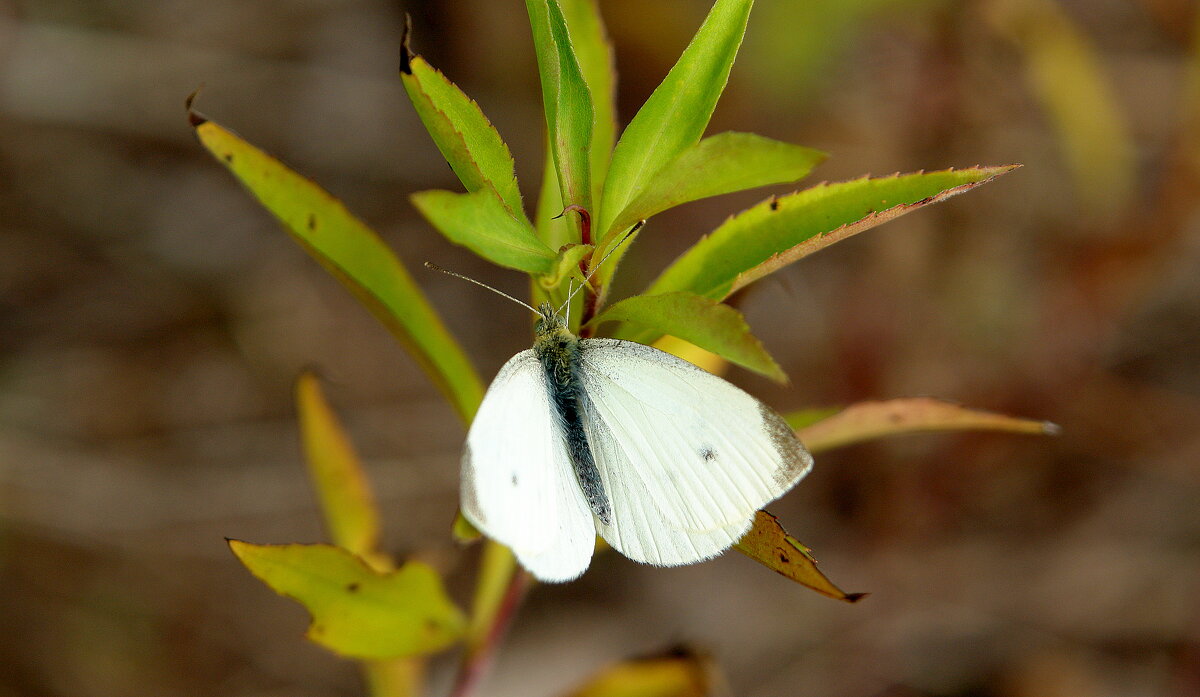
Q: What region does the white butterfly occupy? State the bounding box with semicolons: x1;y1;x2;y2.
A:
458;294;814;582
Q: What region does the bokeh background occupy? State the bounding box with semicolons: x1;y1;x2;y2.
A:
3;0;1199;695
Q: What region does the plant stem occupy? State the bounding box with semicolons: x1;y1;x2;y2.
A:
449;563;532;697
363;659;423;697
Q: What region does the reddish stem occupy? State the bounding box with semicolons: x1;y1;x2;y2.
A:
447;569;532;697
560;204;591;246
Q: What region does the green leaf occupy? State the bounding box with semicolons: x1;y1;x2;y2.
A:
591;292;785;382
400;25;527;222
538;243;594;290
411;189;556;274
647;166;1019;304
559;0;617;204
296;372;383;563
190;116;484;424
734;511;865;602
606;132;826;236
531;146;585;319
796;398;1060;453
598;0;753;241
535;145;571;249
527;0;595;212
229;541;466;659
563;646;714;697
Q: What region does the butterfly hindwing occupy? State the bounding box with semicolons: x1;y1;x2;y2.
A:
576;339;813;564
461;350;595;582
580;402;756;565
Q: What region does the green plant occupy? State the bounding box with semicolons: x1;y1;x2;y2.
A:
190;1;1054;694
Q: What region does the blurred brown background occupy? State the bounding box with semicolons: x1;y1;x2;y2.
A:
2;0;1199;695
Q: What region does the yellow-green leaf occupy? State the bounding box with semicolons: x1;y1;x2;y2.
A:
538;243;594;291
190;114;484;424
562;647;714;697
734;511;865;602
592;292;786;382
594;0;755;294
296;372;382;563
411;189;555;274
606;132;826;236
796;398;1060;453
229;541;466;660
599;0;754;237
622;167;1018;346
400;25;527;222
527;0;595;212
559;0;617;204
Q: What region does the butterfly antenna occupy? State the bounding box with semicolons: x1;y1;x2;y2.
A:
555;219;645;316
424;262;542;316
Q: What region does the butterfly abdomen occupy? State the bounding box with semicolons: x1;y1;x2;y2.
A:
534;319;612;525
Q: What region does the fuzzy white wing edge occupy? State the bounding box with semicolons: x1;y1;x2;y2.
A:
461;350;595;582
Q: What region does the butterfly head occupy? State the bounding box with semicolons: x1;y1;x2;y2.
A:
534;302;569;337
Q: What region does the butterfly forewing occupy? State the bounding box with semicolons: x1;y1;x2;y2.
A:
577;339;813;540
462;350;595;582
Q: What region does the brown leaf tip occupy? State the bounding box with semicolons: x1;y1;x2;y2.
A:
399;14;415;75
185;87;208;127
843;592;869;603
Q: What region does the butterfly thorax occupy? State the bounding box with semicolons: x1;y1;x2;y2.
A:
532;303;612;524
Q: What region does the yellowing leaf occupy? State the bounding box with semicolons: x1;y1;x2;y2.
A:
563;647;714;697
651;334;728;377
797;398;1060;454
734;511;865;602
189;114;484;424
296;373;383;564
229;541;465;660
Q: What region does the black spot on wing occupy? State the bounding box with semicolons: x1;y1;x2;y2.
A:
700;446;717;462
